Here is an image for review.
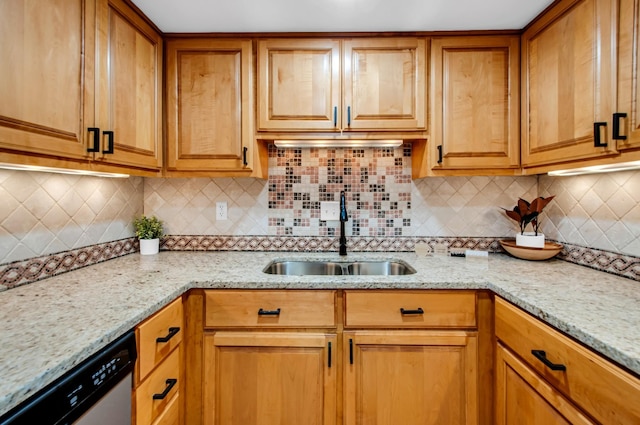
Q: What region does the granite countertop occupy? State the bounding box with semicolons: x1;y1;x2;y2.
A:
0;250;638;417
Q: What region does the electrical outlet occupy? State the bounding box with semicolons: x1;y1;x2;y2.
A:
216;201;228;221
320;201;340;221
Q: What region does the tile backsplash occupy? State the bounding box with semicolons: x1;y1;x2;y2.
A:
0;170;143;264
2;154;639;269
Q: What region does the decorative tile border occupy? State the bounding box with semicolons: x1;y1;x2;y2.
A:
161;235;504;253
2;236;638;291
555;241;640;282
0;238;138;290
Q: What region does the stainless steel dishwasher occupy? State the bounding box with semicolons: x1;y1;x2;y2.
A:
0;330;136;425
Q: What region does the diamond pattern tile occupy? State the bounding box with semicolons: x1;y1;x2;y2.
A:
539;171;640;257
0;170;143;264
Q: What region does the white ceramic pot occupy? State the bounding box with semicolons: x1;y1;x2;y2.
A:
139;238;160;255
516;232;545;248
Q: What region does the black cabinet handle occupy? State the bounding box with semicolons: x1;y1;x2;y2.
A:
400;307;424;315
349;338;354;365
102;130;114;154
613;113;627;140
258;308;281;316
328;342;332;368
156;327;180;343
152;378;177;400
437;145;443;164
333;106;338;127
594;122;608;147
531;350;566;371
347;106;351;127
243;147;248;166
87;127;100;152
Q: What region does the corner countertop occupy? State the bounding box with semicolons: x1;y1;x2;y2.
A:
0;251;638;417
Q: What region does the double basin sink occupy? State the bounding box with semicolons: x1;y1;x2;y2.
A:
263;259;416;276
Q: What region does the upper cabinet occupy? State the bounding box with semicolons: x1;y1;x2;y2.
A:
429;35;520;174
521;0;618;169
0;0;94;162
165;38;258;177
257;37;427;134
617;0;640;153
0;0;162;175
93;0;163;172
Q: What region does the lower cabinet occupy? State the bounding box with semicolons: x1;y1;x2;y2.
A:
496;343;595;425
495;296;640;425
344;330;478;425
203;332;337;425
134;297;184;425
198;289;483;424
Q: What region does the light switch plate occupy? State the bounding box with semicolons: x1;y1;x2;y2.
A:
320;201;340;221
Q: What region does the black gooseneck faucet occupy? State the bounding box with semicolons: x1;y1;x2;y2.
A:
339;190;348;256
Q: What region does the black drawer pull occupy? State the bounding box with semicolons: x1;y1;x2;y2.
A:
87;127;100;152
349;338;354;365
333;106;337;127
152;378;177;400
400;308;424;315
437;145;443;164
156;327;180;343
328;342;332;368
531;350;566;371
594;122;608;147
102;130;114;154
613;112;627;140
258;308;281;316
243;146;248;166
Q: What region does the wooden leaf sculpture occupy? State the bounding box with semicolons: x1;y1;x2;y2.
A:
503;196;555;235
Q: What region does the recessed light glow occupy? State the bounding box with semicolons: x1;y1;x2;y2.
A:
548;161;640;176
273;140;403;148
0;163;130;178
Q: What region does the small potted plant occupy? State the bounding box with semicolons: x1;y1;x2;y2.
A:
133;215;163;255
502;196;555;248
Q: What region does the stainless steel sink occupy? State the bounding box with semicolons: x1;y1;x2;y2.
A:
262;260;344;275
262;260;415;276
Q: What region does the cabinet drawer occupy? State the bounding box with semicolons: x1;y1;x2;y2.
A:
151;390;180;425
205;290;336;328
136;346;181;425
495;297;640;425
344;291;476;328
137;298;183;382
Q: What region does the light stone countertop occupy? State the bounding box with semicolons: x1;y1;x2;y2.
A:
0;250;638;417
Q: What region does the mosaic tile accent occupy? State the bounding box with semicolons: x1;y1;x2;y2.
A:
0;238;138;290
267;144;412;237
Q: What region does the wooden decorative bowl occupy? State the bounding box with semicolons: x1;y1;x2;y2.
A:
499;239;563;261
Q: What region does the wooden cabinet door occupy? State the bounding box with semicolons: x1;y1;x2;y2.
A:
257;39;341;131
344;331;478;425
617;0;640;151
94;0;162;171
496;344;595;425
166;39;254;174
0;0;94;161
204;332;337;425
521;0;617;167
343;38;427;131
431;36;520;171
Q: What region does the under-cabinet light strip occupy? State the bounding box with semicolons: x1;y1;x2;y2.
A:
273;140;403;148
0;163;130;178
548;160;640;176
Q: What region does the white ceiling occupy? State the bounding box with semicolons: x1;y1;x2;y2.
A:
130;0;555;33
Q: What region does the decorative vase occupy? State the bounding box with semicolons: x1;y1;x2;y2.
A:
139;238;160;255
516;232;545;248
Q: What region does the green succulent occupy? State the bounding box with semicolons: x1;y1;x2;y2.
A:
133;215;164;240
